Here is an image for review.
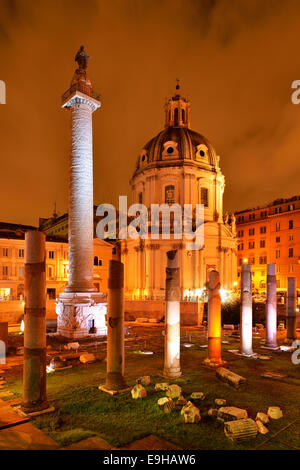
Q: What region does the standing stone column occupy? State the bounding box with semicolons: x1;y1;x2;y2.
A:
265;264;278;349
286;277;297;342
56;48;107;339
22;230;48;412
99;260;128;393
203;270;225;367
240;264;253;356
65;100;97;293
163;250;182;379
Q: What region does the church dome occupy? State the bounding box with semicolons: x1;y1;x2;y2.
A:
133;85;219;177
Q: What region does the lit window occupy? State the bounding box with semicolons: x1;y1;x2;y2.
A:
276;250;280;259
200;188;208;207
165;185;175;205
276;222;280;232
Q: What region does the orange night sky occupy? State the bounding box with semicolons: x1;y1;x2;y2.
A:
0;0;300;225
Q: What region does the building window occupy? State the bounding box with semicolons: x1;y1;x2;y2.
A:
249;228;255;236
165;185;175;205
174;108;179;126
2;266;8;276
19;266;24;277
276;236;280;243
249;213;255;220
238;230;244;237
276;250;280;259
238;243;244;251
289;220;293;229
259;256;267;264
181;109;185;122
260;211;267;218
276;222;280;232
260;240;265;248
289;235;293;241
260;226;266;234
237;216;244;223
288;204;295;211
2;248;8;257
94;256;98;266
249;257;255;264
18;249;24;258
289;248;293;258
200;188;209;207
249;241;255;249
48;251;54;259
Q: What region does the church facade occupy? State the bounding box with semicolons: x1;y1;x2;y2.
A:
121;87;237;301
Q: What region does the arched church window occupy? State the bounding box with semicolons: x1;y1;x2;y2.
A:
200;187;208;207
165;185;175;205
94;256;98;266
182;109;185;123
200;150;205;157
174;108;179;126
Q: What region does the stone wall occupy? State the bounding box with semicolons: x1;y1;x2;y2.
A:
124;300;204;326
0;299;57;323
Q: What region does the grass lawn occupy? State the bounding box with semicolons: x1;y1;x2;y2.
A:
3;327;300;450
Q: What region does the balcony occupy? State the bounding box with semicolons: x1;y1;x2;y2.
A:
62;82;101;104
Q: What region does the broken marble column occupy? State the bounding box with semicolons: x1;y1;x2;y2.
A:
22;230;48;412
100;260;128;392
265;263;278;349
203;270;225;367
286;277;297;342
163;250;182;379
240;264;253;356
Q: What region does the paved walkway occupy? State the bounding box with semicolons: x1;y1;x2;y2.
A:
64;434;181;450
0;399;58;450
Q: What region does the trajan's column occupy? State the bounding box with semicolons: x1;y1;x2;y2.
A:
56;46;107;338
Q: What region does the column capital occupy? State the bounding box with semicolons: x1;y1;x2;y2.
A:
62;90;101;112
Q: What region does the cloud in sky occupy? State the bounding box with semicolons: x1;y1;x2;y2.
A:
0;0;300;224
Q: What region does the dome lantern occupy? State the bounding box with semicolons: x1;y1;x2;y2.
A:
165;80;190;128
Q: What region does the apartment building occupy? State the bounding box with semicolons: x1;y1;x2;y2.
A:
235;195;300;293
0;222;113;301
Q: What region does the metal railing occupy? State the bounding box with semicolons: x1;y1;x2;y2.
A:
62;82;100;103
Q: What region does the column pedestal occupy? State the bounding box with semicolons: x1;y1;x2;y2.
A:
56;292;107;339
